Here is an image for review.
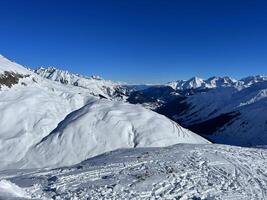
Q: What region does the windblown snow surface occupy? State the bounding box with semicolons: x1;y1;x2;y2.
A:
0;144;267;200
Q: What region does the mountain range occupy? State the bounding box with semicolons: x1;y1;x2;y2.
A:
34;59;267;146
0;54;266;199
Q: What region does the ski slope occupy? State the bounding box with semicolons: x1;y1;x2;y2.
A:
0;144;266;200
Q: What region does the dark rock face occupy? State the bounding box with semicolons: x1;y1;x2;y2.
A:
0;71;25;88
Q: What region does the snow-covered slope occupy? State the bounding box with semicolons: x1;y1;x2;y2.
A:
1;143;266;199
240;75;267;86
176;81;267;146
0;74;95;170
0;55;33;89
0;55;30;75
35;67;127;99
14;99;209;169
0;55;208;170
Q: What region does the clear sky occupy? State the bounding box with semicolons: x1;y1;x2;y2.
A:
1;0;267;83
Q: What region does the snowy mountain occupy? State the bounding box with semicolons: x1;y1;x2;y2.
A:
0;55;208;171
1;54;267;199
35;67;127;99
174;81;267;146
126;75;267;146
1;143;266;199
239;75;267;86
167;76;238;91
32;62;267;146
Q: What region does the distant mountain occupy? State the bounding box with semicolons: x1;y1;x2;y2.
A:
167;76;238;91
32;63;267;146
1;54;267;199
126;75;267;146
34;67;128;99
239;75;267;86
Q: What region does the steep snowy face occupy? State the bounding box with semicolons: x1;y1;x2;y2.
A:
35;67;127;99
181;77;205;90
16;99;209;169
167;77;205;91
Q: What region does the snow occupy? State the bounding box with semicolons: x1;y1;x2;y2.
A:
0;75;95;170
0;143;266;199
240;75;267;86
0;55;30;75
0;179;30;199
167;76;238;90
16;99;209;169
0;54;266;199
177;81;267;146
0;55;208;171
34;67;126;99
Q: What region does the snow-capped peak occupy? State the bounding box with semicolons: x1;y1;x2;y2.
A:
205;76;237;87
167;76;238;90
239;75;267;86
183;76;205;89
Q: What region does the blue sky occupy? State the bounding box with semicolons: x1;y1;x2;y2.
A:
0;0;267;83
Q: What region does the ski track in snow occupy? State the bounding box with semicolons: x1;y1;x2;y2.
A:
0;144;266;200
